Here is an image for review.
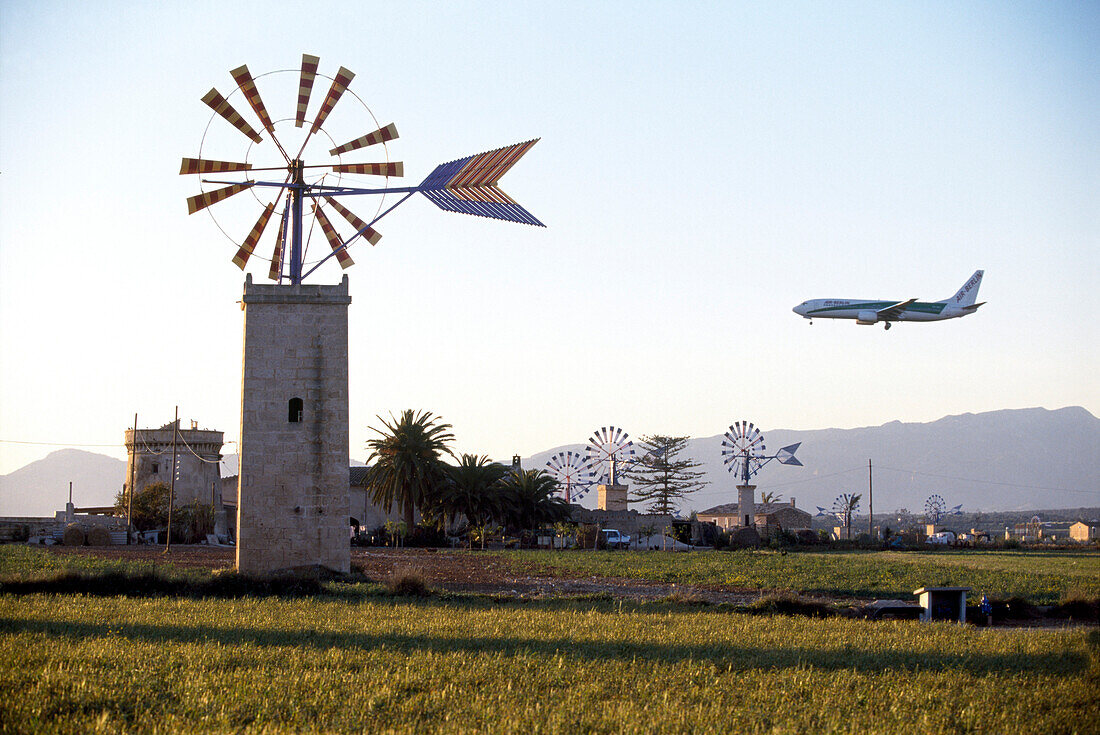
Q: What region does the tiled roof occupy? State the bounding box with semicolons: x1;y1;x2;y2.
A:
698;502;806;516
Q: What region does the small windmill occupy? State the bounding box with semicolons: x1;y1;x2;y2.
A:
585;426;636;486
818;492;861;539
544;451;594;504
182;54;543;285
720;421;803;527
924;494;962;534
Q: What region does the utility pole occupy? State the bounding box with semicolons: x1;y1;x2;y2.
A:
165;406;178;554
127;412;137;545
868;459;874;541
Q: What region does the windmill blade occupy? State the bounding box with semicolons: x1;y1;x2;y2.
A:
312;204;355;269
231;203;276;269
321;197;381;245
295;54;319;127
310;66;355;133
201;89;263;144
186;182;254;215
179;158;252;175
329;123;399;156
268;206;288;281
230;64;275;135
331;162;404;177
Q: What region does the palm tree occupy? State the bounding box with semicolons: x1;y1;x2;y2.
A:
760;490;783;505
499;469;571;532
835;492;861;540
440;454;507;549
364;410;455;529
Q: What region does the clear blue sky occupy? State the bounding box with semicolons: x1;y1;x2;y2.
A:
1;1;1097;476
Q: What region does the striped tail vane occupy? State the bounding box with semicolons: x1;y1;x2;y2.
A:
417;139;544;226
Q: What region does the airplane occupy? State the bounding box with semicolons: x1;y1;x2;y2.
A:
792;270;985;330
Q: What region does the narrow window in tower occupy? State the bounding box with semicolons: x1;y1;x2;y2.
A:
289;397;304;423
152;462;159;474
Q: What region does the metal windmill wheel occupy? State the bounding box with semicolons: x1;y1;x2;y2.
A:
181;53;544;285
584;426;635;487
721;421;767;484
925;494;947;523
181;55;400;282
545;450;594;503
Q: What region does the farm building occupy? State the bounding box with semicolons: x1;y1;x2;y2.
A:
124;419;226;533
697;499;812;533
1070;521;1100;543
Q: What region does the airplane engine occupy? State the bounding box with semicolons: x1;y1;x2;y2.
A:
856;310;878;325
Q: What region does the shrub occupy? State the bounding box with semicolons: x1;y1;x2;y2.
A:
387;566;431;597
1047;594;1100;623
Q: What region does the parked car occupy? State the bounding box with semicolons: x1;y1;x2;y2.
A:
599;529;631;549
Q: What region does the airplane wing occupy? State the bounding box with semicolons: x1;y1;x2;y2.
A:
876;298;918;321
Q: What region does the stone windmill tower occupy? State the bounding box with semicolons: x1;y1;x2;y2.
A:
181;54;542;574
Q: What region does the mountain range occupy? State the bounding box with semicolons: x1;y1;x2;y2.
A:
2;406;1097;517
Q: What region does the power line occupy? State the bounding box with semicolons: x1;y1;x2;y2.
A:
0;439;123;447
875;465;1096;495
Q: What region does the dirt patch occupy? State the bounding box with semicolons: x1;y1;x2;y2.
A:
38;545;766;603
34;546;1097;627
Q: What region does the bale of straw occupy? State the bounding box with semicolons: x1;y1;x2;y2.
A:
87;526;112;546
62;524;85;546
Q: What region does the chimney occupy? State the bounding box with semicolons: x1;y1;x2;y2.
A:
790;497;796;507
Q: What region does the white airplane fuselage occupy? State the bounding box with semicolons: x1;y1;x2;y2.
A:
793;271;984;329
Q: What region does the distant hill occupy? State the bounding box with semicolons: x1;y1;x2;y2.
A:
0;449;125;517
3;407;1097;517
522;407;1100;514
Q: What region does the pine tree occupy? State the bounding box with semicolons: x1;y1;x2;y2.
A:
623;435;708;515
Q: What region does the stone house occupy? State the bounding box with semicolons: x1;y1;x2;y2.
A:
697;499;812;534
1069;521;1100;543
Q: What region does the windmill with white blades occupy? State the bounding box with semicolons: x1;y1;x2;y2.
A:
720;420;803;528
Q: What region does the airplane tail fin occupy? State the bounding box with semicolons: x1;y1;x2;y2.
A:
944;270;984;306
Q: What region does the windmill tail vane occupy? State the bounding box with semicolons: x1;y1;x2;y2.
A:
418;139;545;227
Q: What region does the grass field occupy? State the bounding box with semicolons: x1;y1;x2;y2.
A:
506;548;1100;604
3;593;1098;734
1;547;1097;733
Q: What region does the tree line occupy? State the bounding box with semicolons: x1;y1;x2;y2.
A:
363;410;570;546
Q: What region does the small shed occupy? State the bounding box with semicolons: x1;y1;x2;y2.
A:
913;586;971;623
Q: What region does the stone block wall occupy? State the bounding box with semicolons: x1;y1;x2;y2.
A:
237;274;351;574
124;424;224;508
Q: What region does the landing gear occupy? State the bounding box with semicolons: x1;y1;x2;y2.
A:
884;322;892;331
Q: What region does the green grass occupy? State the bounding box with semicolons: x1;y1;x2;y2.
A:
2;593;1097;734
503;548;1100;604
